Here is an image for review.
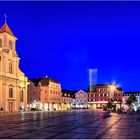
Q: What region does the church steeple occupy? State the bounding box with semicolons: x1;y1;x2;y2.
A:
0;23;15;37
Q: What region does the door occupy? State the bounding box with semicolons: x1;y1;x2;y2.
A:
8;102;13;112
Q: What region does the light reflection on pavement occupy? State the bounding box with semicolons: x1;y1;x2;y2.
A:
0;109;139;139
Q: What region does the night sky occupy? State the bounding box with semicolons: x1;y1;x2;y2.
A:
0;1;140;91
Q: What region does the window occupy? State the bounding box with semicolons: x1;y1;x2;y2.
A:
0;39;2;48
20;90;24;102
9;87;13;98
9;40;12;49
9;62;12;73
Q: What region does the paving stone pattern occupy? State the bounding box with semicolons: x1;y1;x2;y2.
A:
0;110;139;139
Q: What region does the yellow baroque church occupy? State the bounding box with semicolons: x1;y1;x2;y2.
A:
0;22;28;112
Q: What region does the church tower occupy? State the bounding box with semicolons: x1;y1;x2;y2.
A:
0;20;28;112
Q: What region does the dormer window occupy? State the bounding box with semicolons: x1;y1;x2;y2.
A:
0;39;2;48
9;40;12;49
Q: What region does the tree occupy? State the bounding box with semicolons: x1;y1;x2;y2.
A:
107;100;113;109
117;98;122;104
126;95;137;106
106;98;114;109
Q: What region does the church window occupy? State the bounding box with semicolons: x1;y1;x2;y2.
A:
20;90;24;102
0;39;2;48
9;62;12;73
9;87;13;98
9;40;12;49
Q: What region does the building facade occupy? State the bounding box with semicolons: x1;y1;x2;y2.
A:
0;23;28;112
61;89;76;110
124;92;140;104
88;84;123;109
75;90;88;109
28;76;62;111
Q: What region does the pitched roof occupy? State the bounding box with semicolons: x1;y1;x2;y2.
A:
61;89;76;98
62;89;77;94
29;77;60;86
124;92;140;96
49;78;59;84
124;92;140;94
29;78;42;86
0;23;15;37
87;84;123;92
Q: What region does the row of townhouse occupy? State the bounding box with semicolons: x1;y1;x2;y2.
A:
88;84;124;109
27;77;62;111
123;92;140;104
27;76;124;111
27;77;85;111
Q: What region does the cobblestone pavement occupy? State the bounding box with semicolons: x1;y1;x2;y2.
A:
0;109;140;139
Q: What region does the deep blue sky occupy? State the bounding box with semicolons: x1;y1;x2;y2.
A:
0;1;140;91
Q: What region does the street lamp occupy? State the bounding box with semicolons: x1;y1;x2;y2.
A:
109;84;122;110
107;85;116;111
110;85;116;92
109;85;116;99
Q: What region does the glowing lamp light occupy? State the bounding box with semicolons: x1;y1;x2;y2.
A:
110;85;116;91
